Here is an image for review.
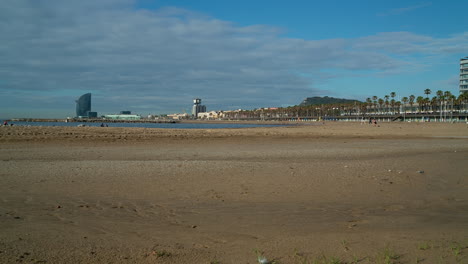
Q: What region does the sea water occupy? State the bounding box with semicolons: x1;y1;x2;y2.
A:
6;121;288;129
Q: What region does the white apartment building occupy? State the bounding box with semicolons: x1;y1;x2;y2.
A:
461;57;468;94
197;111;224;120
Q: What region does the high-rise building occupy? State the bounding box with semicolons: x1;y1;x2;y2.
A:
75;93;91;117
192;98;206;118
460;57;468;94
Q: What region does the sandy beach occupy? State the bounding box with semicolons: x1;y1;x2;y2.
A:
0;122;467;263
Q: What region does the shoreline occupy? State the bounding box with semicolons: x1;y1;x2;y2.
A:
1;123;467;263
6;116;468;125
1;122;467;143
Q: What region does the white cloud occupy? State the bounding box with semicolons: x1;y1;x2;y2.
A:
0;0;467;117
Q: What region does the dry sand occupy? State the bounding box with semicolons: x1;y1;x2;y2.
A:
0;122;467;263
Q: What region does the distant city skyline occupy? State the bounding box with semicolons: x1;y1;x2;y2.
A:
1;0;467;118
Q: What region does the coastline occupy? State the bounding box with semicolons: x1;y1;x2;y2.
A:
1;122;467;143
1;123;467;263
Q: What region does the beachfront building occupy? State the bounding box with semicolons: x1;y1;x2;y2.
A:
75;93;92;118
197;111;225;120
87;112;98;118
104;114;141;120
461;57;468;94
167;113;190;120
192;98;206;118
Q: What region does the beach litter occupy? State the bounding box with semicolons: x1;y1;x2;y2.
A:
255;250;272;264
417;170;425;174
258;256;270;264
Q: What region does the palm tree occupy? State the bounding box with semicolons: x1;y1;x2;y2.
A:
444;91;453;120
458;92;468;113
395;101;401;114
416;96;424;113
409;95;415;114
359;102;368;117
431;96;438;115
402;97;409;121
390;92;396;114
384;95;390;114
424;89;431;99
436;90;444;120
378;98;384;114
372;96;378;114
390;99;396;114
401;97;409;106
422;97;430;113
444;91;452;100
366;98;372;114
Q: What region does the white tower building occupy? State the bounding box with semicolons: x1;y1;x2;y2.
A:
460;57;468;94
192;98;206;118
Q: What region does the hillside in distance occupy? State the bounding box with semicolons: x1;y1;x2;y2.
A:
299;96;361;106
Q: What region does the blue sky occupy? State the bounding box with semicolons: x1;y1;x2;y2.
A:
1;0;467;118
140;1;466;38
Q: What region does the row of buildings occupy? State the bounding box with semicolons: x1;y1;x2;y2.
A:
75;93;141;120
74;94;211;120
74;57;467;120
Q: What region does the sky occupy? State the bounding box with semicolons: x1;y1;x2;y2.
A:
1;0;467;118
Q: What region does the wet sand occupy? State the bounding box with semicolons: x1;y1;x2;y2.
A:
0;122;467;263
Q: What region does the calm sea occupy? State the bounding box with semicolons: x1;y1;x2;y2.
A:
6;121;287;129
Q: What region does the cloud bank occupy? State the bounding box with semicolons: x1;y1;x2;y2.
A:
0;0;467;117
